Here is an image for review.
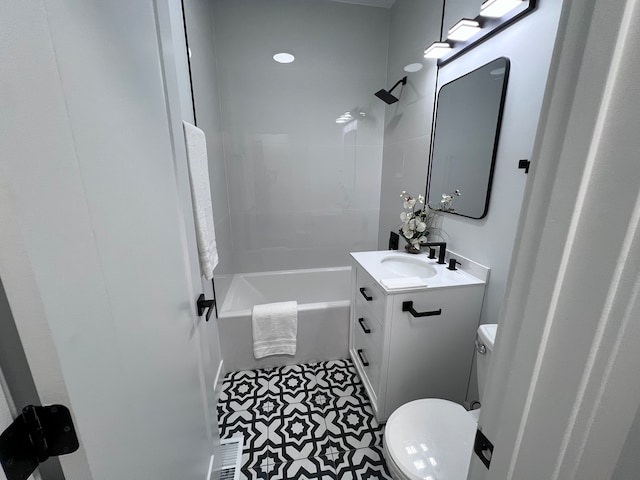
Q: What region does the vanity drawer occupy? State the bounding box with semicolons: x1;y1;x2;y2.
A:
353;321;382;397
355;266;385;323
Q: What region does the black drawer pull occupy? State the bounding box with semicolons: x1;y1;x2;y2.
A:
358;317;371;334
357;349;370;366
402;301;442;318
359;287;373;301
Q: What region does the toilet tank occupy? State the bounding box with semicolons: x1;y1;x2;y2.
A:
476;324;498;402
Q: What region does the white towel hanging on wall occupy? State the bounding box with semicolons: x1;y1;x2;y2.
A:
183;121;218;280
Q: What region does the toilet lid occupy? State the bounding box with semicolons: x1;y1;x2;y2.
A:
384;399;477;480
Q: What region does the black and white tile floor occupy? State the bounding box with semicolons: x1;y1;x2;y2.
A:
218;359;393;480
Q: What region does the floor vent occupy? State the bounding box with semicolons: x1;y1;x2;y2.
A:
217;437;243;480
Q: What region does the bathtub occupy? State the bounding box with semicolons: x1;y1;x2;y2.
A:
217;266;351;372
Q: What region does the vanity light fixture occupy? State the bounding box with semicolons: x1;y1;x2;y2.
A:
447;19;481;42
479;0;524;18
424;42;452;59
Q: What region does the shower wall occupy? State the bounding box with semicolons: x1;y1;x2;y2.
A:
210;0;389;273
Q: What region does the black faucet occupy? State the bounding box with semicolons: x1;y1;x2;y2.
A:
423;242;447;264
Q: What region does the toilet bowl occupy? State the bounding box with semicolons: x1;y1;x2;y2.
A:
383;324;497;480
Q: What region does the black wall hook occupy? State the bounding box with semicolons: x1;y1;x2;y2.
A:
196;294;215;322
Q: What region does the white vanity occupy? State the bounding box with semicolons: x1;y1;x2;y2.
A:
349;250;489;422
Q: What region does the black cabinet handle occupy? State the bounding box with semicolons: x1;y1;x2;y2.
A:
402;301;442;318
358;317;371;334
357;349;370;366
359;287;373;301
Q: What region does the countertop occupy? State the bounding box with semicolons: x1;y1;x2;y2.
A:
350;250;489;294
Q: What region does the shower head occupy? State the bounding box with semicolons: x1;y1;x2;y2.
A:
375;76;407;104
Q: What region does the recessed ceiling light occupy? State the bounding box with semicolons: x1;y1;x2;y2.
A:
447;19;481;42
480;0;524;18
404;63;424;72
424;42;452;59
273;52;295;64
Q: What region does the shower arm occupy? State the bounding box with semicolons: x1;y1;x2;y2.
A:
388;76;407;94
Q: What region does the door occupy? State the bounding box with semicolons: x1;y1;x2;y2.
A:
467;0;640;478
0;1;217;479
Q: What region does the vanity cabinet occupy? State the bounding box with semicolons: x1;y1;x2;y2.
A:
349;254;487;422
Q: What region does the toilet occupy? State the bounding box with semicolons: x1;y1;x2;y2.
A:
383;324;498;480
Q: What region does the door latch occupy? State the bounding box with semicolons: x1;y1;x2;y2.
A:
0;404;79;480
474;428;494;469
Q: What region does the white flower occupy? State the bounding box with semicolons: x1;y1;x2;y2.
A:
416;222;426;232
408;219;416;229
400;211;412;222
418;194;425;203
411;238;420;246
419;236;428;243
403;198;416;209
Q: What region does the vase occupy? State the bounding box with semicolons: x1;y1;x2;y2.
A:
404;243;421;254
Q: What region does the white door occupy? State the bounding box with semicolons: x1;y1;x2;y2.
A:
0;1;217;479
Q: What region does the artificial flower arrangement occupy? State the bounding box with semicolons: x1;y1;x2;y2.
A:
399;189;461;253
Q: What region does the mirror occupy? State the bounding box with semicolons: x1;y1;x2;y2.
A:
427;57;510;219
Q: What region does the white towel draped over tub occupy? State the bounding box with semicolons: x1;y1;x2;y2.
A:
252;301;298;359
183;121;218;280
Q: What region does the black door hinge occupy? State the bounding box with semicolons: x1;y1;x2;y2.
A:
0;405;79;480
518;159;530;174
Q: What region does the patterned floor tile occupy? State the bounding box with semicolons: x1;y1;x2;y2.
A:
218;362;389;480
220;369;270;412
325;396;380;451
254;392;286;424
332;447;392;480
270;456;336;480
305;388;338;414
316;359;361;397
240;466;269;480
242;442;281;474
269;403;329;462
270;364;319;404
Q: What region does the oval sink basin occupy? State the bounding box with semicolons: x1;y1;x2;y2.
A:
381;256;438;278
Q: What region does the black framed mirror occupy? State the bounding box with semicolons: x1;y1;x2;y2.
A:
427;57;510;219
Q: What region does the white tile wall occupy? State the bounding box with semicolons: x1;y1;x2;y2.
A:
377;0;444;249
211;0;389;273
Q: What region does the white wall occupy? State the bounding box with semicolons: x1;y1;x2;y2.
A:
211;0;389;273
613;404;640;480
437;0;562;330
377;0;444;249
380;0;562;322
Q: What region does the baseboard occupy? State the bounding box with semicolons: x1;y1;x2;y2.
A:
206;454;214;480
213;359;225;395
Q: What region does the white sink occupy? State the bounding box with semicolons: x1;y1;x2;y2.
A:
380;255;438;278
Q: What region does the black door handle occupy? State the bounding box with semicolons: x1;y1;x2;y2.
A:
357;349;370;367
402;301;442;318
358;317;371;334
359;287;373;301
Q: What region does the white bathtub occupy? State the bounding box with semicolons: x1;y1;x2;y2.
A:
217;266;351;372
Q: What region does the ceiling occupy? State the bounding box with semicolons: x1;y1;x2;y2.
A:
325;0;396;8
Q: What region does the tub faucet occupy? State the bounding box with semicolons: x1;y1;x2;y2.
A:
423;242;447;264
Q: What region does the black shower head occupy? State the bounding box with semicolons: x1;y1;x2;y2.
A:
375;89;400;104
374;76;407;105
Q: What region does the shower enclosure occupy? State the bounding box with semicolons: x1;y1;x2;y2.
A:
183;0;390;319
